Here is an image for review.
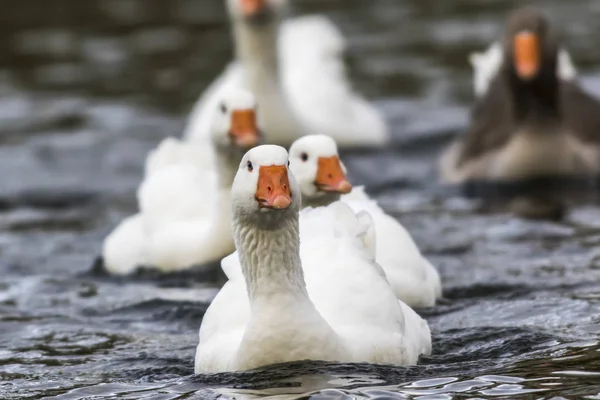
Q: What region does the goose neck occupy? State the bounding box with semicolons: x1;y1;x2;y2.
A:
504;53;562;126
213;145;244;189
232;21;280;78
302;193;342;209
510;78;561;126
233;209;309;305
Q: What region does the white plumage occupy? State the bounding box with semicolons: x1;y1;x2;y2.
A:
195;145;431;373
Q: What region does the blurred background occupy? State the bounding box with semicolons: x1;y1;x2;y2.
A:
4;0;600;105
3;0;600;398
3;0;600;206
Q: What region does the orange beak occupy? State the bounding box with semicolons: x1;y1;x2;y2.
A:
240;0;267;16
255;165;292;209
315;156;352;194
229;109;260;149
513;31;540;80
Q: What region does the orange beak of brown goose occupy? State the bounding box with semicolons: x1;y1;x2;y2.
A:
240;0;268;16
229;109;260;149
314;156;352;194
513;31;540;80
256;165;292;209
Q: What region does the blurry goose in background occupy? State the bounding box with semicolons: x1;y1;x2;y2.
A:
288;135;441;307
102;90;261;275
440;7;600;187
470;40;577;98
195;145;430;373
280;15;389;147
183;0;388;148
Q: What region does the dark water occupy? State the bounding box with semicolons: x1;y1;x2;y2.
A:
2;0;600;398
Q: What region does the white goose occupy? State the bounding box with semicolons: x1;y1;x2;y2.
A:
470;41;577;98
288;135;442;308
102;90;261;274
195;145;430;373
183;0;388;148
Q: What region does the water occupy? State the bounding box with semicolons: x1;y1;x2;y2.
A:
2;0;600;398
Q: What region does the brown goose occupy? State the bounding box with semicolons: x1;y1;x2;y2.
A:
440;7;600;185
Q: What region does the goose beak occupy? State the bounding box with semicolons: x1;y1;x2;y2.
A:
513;31;540;80
240;0;268;17
314;156;352;194
229;109;260;149
256;165;292;209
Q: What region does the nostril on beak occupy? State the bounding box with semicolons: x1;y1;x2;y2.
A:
267;186;272;193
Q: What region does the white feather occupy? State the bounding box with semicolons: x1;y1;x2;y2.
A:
196;187;431;372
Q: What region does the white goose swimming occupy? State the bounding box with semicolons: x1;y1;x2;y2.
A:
470;41;577;98
183;0;388;148
288;135;442;308
102;90;261;274
195;145;430;373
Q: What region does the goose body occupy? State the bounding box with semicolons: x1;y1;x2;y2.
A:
144;137;214;178
183;0;388;148
195;146;430;373
288;134;442;307
136;165;235;270
441;7;600;185
102;90;260;274
298;203;431;364
342;187;442;306
102;214;148;274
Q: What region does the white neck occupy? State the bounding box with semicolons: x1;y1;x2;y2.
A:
231;18;304;145
233;20;280;84
233;209;308;303
232;206;346;369
302;192;341;209
213;144;244;190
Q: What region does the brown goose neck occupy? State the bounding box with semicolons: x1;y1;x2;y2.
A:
507;61;561;124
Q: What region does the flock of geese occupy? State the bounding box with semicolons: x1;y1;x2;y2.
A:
100;0;600;374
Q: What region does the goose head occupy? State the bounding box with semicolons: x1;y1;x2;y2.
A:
289;135;352;206
501;7;561;120
211;90;262;152
226;0;288;26
502;7;558;84
232;145;301;225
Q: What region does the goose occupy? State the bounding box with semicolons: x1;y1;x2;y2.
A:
102;90;261;274
195;145;430;373
470;40;577;98
183;0;388;148
288;134;442;307
440;7;600;186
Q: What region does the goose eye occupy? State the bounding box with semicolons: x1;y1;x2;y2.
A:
287;161;290;167
220;103;227;114
247;161;253;172
301;153;308;162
